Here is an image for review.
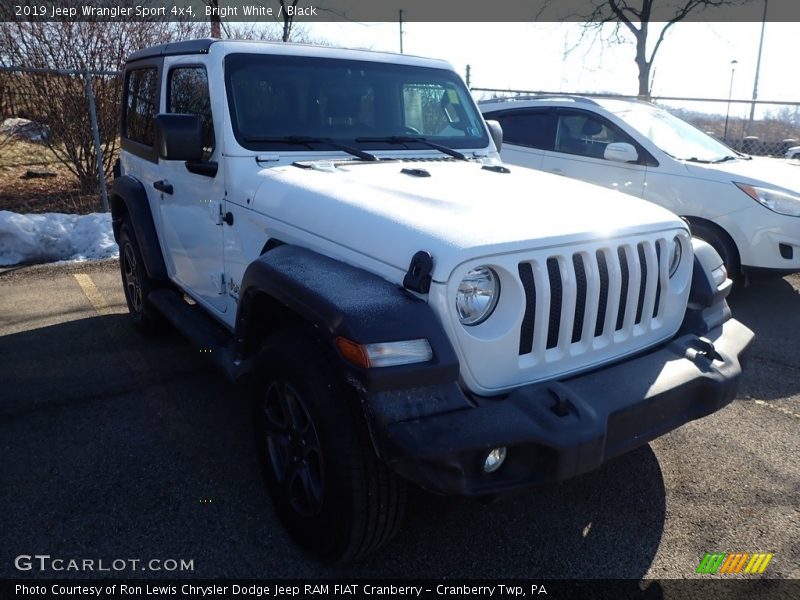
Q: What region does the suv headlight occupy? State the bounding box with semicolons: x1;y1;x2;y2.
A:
735;182;800;217
456;266;500;326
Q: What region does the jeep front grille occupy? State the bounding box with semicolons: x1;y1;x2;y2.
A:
517;239;667;357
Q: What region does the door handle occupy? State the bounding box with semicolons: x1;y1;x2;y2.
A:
153;180;173;195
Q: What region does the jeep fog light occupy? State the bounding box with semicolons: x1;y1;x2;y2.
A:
456;266;500;326
669;236;682;277
483;447;507;473
336;337;432;368
711;264;727;288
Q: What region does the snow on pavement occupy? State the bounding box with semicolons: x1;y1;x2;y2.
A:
0;210;118;267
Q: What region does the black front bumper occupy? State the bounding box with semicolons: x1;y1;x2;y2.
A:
364;318;754;496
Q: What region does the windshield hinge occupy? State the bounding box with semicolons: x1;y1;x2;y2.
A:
403;251;433;294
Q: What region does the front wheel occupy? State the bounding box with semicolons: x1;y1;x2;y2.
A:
252;330;407;564
687;220;741;280
118;221;164;333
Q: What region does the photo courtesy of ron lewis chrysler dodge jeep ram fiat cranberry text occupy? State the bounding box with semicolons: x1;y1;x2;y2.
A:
112;39;754;564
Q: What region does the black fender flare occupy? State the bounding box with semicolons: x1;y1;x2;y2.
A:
236;245;460;393
110;175;168;281
680;238;733;336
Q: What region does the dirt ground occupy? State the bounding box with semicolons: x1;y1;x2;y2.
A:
0;161;105;214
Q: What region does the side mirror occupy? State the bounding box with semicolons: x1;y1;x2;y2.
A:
485;120;503;152
154;114;203;162
604;142;639;163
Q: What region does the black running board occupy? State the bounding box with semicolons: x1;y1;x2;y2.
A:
148;289;251;381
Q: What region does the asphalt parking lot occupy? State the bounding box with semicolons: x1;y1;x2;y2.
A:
0;260;798;580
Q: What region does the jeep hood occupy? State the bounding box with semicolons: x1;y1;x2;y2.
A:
251;160;685;282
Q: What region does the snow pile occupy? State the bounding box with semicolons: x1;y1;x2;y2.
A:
1;117;49;142
0;211;118;266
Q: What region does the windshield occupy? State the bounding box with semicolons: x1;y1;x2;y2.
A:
613;105;737;162
224;53;488;152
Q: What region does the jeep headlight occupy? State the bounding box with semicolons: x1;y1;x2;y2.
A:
456;266;500;326
735;182;800;217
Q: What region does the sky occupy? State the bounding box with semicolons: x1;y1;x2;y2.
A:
303;21;800;119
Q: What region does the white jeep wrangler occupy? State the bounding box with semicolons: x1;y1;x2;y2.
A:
112;39;753;564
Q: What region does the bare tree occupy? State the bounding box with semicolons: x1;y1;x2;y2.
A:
279;1;300;42
0;17;199;193
553;1;748;99
204;0;222;38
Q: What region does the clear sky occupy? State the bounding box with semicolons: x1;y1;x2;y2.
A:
304;21;800;119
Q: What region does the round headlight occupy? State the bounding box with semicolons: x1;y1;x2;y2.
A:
668;236;682;278
456;266;500;326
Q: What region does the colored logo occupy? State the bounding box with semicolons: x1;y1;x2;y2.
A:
697;552;774;574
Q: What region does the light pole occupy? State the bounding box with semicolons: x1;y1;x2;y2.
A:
724;59;738;143
399;10;404;54
747;0;769;135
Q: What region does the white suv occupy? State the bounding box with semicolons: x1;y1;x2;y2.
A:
112;41;752;563
480;96;800;278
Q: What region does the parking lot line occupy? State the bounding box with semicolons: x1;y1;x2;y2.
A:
73;272;149;374
73;273;114;315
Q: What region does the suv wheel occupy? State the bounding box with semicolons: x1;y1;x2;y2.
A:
688;220;741;280
253;329;407;564
118;221;163;332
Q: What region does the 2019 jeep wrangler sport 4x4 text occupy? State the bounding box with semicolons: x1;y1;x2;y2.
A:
112;39;754;564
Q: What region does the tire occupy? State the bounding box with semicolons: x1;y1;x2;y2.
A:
118;221;164;333
252;329;407;564
687;220;741;280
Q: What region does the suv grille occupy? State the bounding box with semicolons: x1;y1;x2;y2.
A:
517;239;666;357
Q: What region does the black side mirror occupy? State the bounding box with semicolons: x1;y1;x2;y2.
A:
154;114;203;162
486;119;503;152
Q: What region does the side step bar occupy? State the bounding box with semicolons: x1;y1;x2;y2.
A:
148;289;251;382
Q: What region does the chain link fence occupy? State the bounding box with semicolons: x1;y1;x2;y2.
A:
0;66;121;215
471;88;800;159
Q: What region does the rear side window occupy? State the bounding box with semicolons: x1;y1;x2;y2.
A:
124;68;159;146
555;112;634;159
168;66;215;160
492;111;552;150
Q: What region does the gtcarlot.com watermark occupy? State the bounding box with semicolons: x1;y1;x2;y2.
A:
14;554;194;573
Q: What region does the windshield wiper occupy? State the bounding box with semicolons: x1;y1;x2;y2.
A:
355;136;468;161
712;155;739;163
683;157;712;164
243;135;377;162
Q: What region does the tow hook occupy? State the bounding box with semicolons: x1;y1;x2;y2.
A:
688;338;722;363
548;385;572;417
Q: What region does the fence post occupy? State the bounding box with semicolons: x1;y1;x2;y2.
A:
83;67;109;212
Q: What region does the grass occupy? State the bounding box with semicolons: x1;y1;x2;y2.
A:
0;139;107;214
0;138;55;166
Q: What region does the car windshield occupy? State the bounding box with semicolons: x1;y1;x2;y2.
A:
613;104;737;162
224;53;488;152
